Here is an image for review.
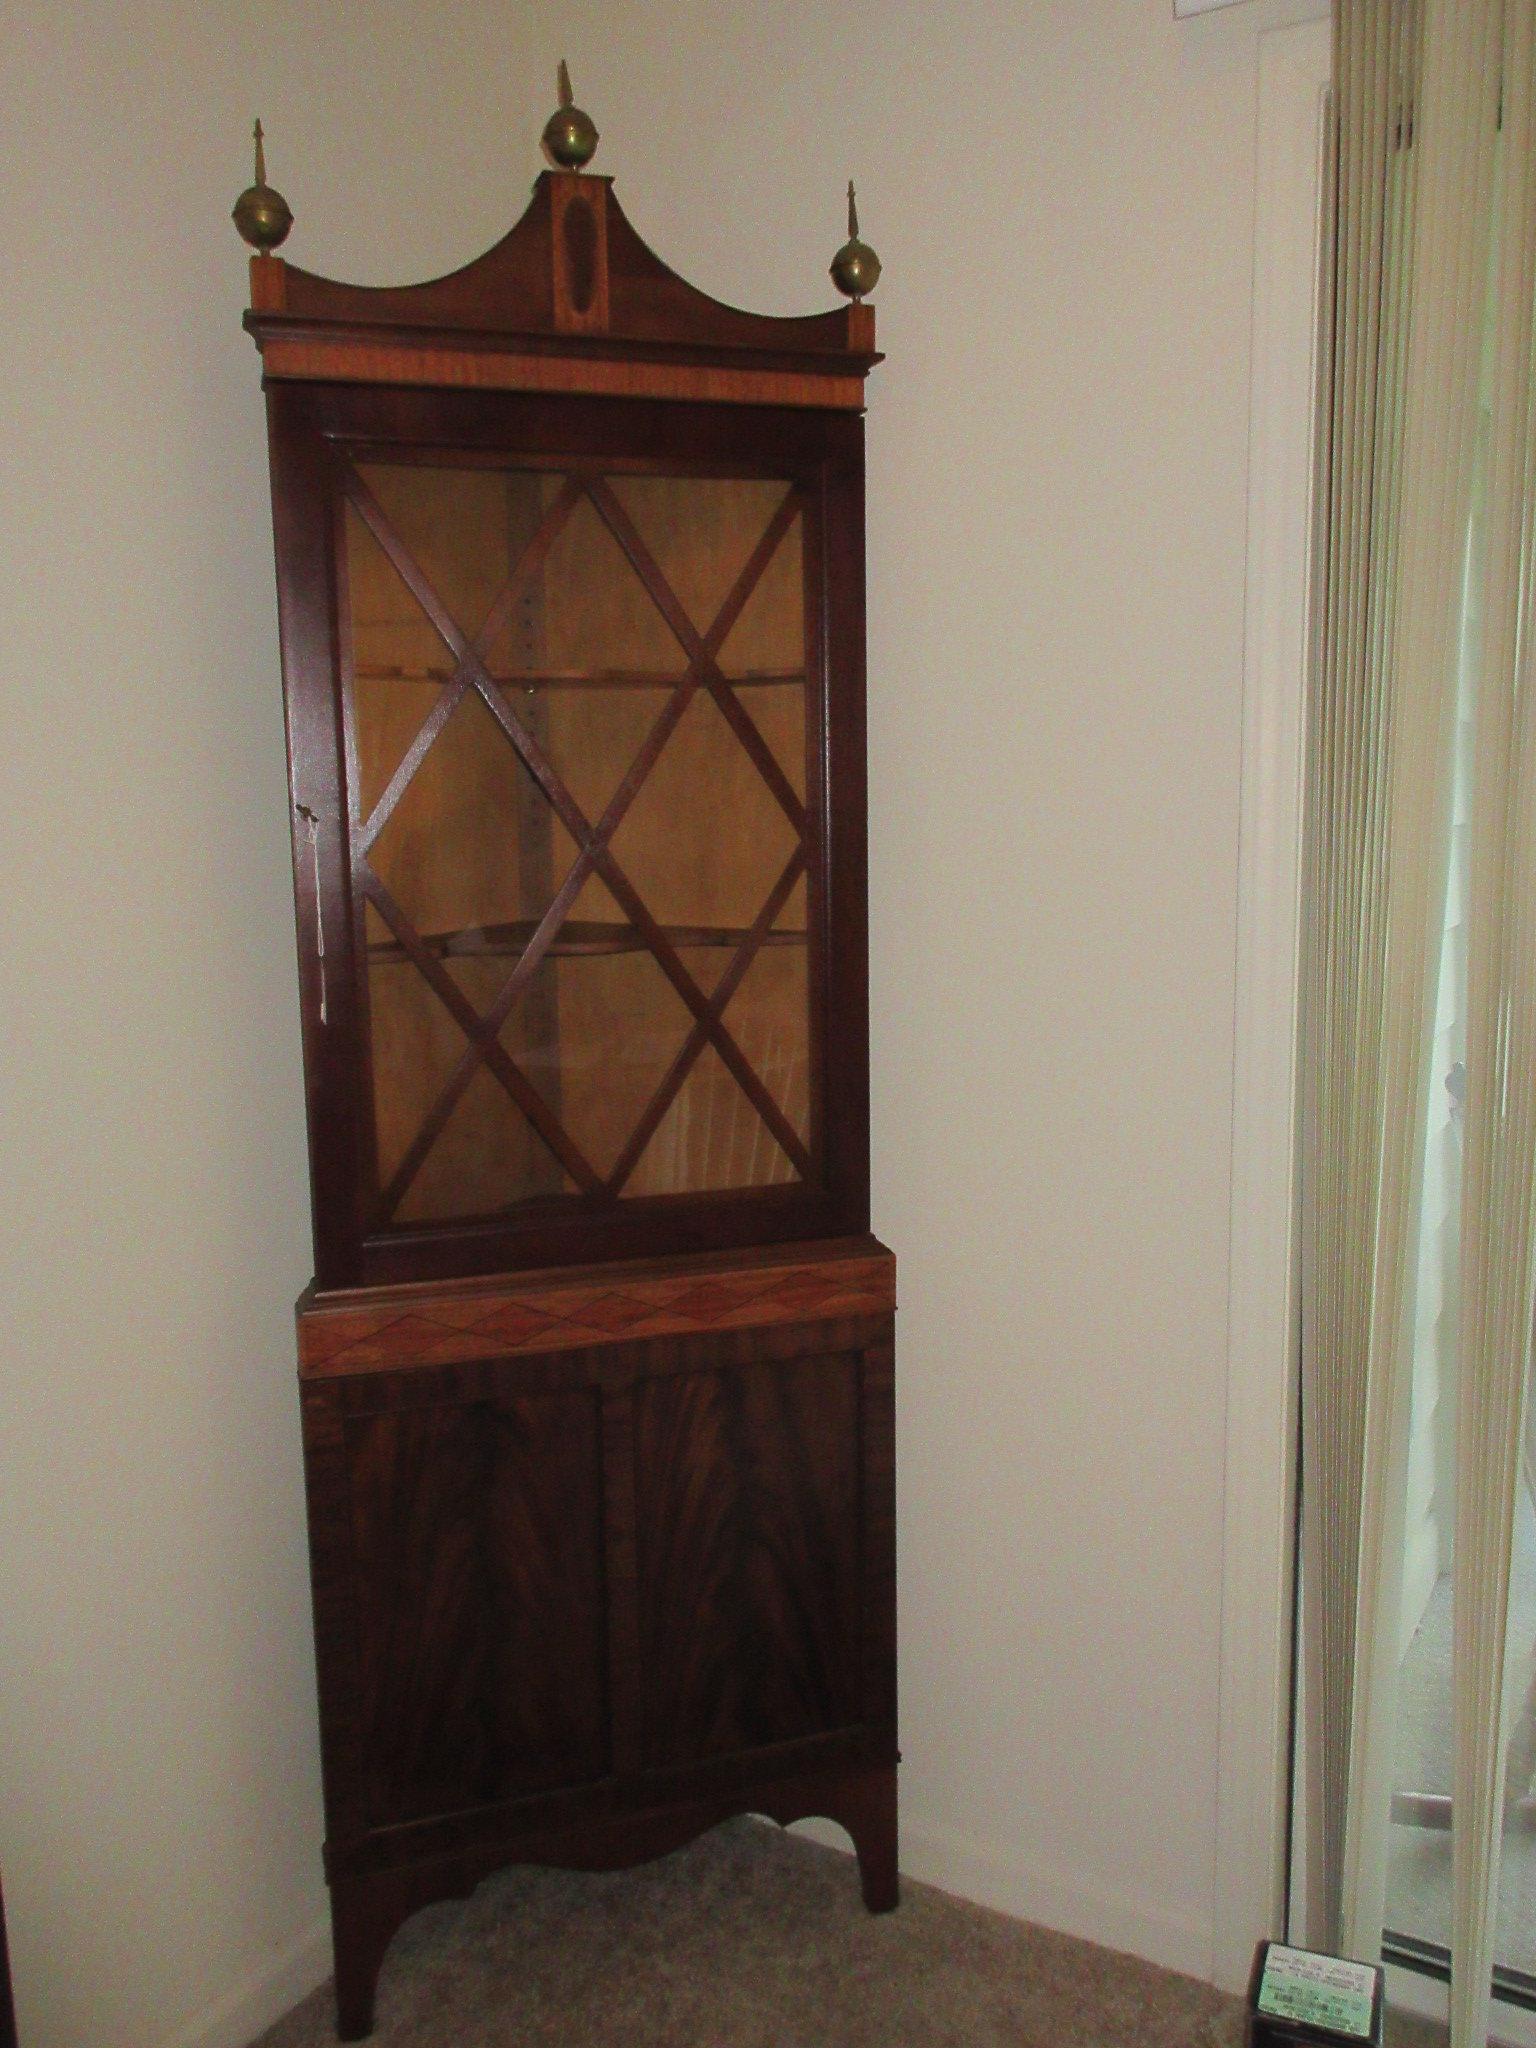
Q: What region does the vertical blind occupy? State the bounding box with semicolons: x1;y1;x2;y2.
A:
1451;3;1536;2036
1300;5;1536;2043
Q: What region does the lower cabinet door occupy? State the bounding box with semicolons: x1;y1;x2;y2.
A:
314;1316;888;1838
633;1348;865;1768
343;1385;609;1826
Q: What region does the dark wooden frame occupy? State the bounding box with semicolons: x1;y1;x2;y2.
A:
267;385;869;1290
247;161;894;2045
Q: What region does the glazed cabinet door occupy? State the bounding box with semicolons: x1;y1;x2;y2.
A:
268;384;870;1290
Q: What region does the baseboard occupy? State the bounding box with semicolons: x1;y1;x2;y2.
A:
791;1810;1211;1980
160;1914;331;2048
787;1809;1210;1986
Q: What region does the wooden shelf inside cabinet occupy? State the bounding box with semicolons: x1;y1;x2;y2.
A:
367;920;808;964
354;664;808;692
242;112;891;2044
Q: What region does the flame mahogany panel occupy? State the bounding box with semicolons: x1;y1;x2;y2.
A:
344;1387;609;1827
633;1350;863;1766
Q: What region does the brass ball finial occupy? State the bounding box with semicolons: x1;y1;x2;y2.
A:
232;119;293;253
542;60;599;170
830;181;881;301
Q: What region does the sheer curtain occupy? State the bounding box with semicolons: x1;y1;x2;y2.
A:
1299;4;1536;2043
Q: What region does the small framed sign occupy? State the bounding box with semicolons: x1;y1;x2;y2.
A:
1247;1941;1385;2048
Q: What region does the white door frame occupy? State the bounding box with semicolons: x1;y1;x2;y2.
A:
1211;12;1330;1996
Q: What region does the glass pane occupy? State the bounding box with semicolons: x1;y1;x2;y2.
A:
368;935;574;1222
1380;274;1536;1991
621;930;810;1200
608;475;799;647
1383;509;1471;1971
543;685;675;828
501;948;697;1185
394;1063;575;1225
720;940;810;1152
357;462;525;657
629;1041;796;1196
342;457;812;1225
365;687;569;939
1383;272;1491;1976
541;489;687;673
739;680;806;803
608;689;800;931
346;506;451;819
716;504;804;678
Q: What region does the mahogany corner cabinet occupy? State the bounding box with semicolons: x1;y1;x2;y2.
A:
238;93;897;2039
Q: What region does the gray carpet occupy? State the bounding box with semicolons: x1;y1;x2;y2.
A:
249;1820;1449;2048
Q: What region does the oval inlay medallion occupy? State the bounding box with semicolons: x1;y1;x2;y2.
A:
563;197;598;315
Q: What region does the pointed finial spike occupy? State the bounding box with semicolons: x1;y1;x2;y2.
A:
829;179;881;302
233;115;293;253
543;60;598;167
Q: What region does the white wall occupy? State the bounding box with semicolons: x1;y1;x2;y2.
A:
0;2;1321;2042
